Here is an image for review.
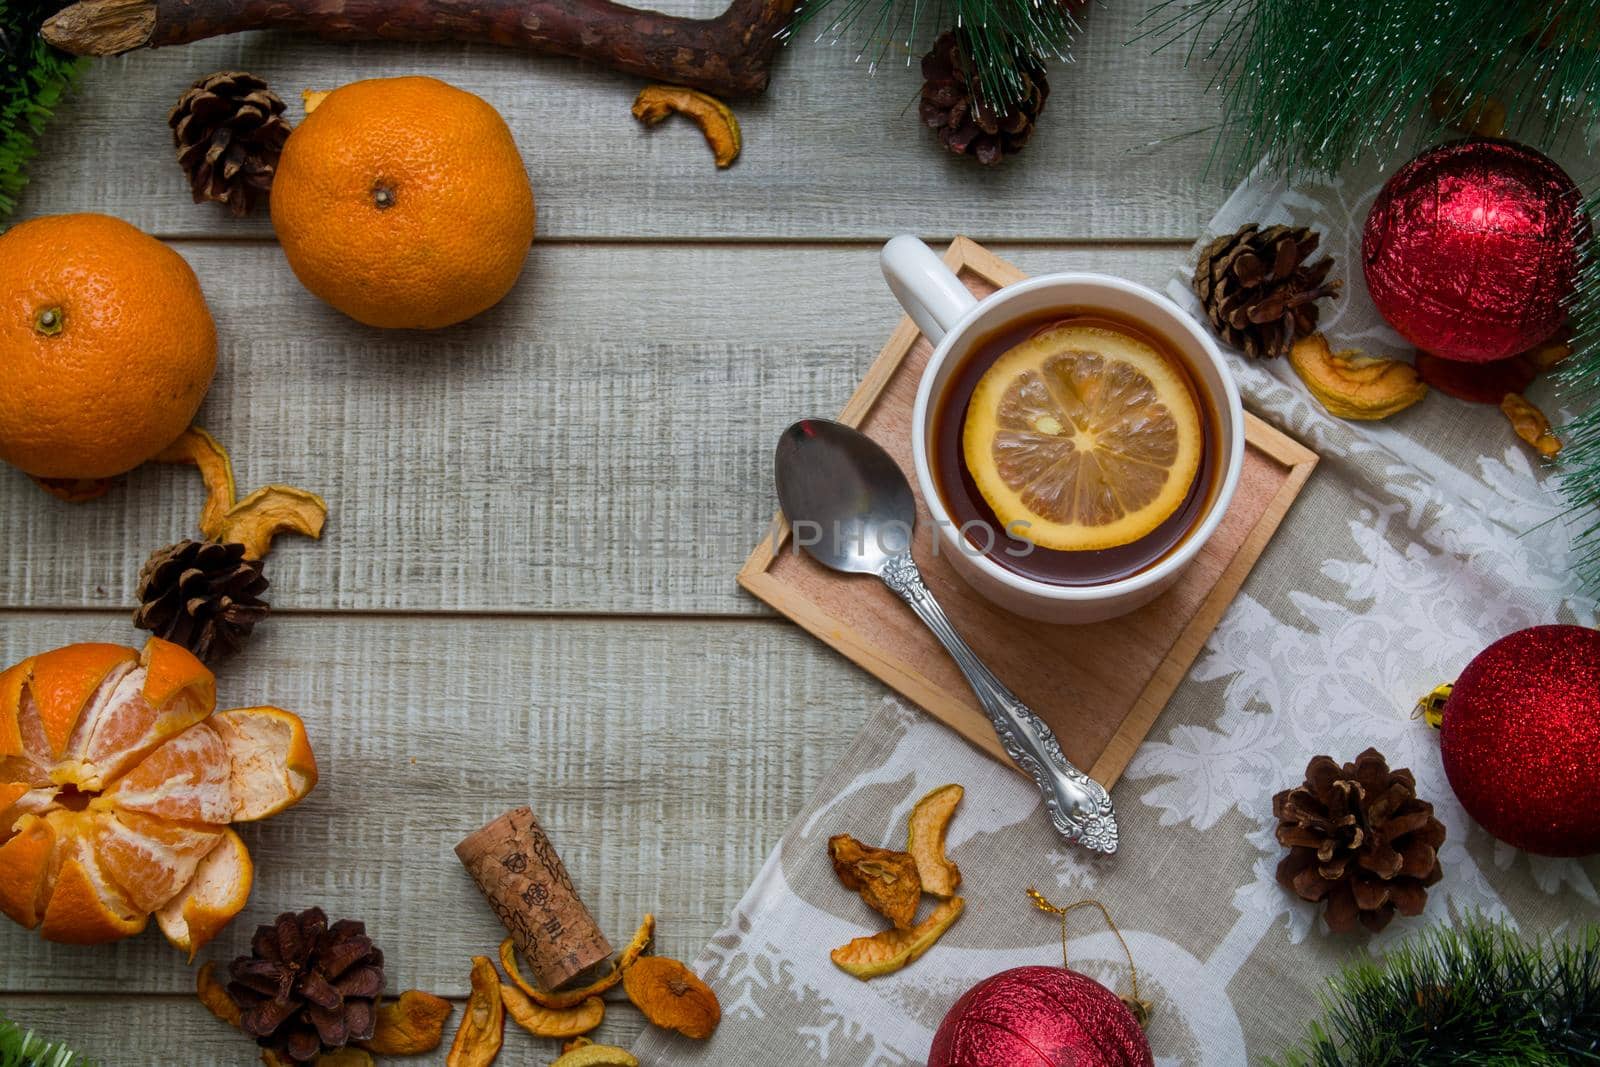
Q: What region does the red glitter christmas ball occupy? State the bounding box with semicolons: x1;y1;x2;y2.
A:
928;966;1153;1067
1440;625;1600;857
1362;139;1585;363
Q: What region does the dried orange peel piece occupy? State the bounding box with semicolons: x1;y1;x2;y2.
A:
632;86;741;169
500;912;655;1008
1502;393;1563;458
360;989;455;1055
622;955;721;1039
1288;334;1427;420
502;983;604;1038
154;426;327;558
447;955;505;1067
906;784;963;898
311;1051;375;1067
829;834;921;929
831;896;964;980
196;960;242;1027
550;1045;640;1067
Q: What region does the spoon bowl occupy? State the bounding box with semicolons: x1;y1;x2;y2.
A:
774;418;916;576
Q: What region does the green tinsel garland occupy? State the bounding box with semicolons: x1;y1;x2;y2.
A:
0;0;85;220
0;1014;90;1067
1274;917;1600;1066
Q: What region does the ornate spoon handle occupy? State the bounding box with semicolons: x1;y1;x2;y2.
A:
879;553;1119;854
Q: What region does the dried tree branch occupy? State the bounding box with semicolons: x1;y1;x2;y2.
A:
42;0;796;98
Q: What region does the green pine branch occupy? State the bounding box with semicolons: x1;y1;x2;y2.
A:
787;0;1081;110
1272;916;1600;1066
1137;0;1600;180
1558;189;1600;592
0;1013;91;1067
0;0;87;220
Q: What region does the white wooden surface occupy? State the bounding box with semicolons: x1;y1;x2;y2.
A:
0;1;1217;1060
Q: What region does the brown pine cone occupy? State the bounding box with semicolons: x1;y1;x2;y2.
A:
228;908;386;1063
1191;223;1341;359
919;31;1049;166
1273;748;1445;934
169;71;291;217
133;540;269;663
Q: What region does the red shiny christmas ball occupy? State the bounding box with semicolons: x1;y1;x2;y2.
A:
1362;139;1585;363
928;966;1153;1067
1440;625;1600;856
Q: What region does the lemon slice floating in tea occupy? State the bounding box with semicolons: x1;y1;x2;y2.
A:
961;323;1203;552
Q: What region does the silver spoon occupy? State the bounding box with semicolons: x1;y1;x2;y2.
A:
773;418;1118;854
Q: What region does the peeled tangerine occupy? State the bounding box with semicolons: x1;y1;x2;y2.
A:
0;637;316;953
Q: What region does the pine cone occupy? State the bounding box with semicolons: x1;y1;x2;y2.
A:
228;908;385;1063
919;31;1049;166
133;540;269;663
169;71;291;217
1191;223;1341;359
1274;748;1445;934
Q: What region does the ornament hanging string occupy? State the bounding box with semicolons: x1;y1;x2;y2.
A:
1026;888;1151;1025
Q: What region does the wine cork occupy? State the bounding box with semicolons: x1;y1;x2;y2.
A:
455;807;613;990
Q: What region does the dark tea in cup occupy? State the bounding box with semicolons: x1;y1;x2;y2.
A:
930;308;1224;588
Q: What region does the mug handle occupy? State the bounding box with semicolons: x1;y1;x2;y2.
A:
881;235;978;344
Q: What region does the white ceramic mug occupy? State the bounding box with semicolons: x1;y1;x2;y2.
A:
881;235;1245;624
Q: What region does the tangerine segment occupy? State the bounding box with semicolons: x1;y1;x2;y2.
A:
962;324;1203;551
830;896;964;980
89;809;224;913
66;664;211;790
105;721;233;824
906;784;963;899
210;707;318;821
0;814;56;927
21;643;137;759
40;825;148;943
155;827;254;958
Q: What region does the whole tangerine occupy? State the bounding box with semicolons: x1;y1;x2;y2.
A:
270;76;537;330
0;213;217;480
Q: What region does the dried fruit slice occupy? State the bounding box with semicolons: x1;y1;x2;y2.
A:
550;1045;640;1067
1503;393;1563;458
501;912;656;1009
622;956;721;1039
311;1050;375;1067
155;827;254;958
89;809;223;913
906;784;963;898
1288;334;1426;420
360;990;455;1055
502;982;604;1038
20;644;138;759
828;834;921;929
223;485;328;560
447;956;504;1067
104;722;233;824
40;828;149;943
963;324;1203;550
210;706;318;821
197;960;243;1027
0;814;56;927
1414;350;1535;405
154;426;237;539
830;896;965;980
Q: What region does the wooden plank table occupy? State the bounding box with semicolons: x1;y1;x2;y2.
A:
0;1;1220;1058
